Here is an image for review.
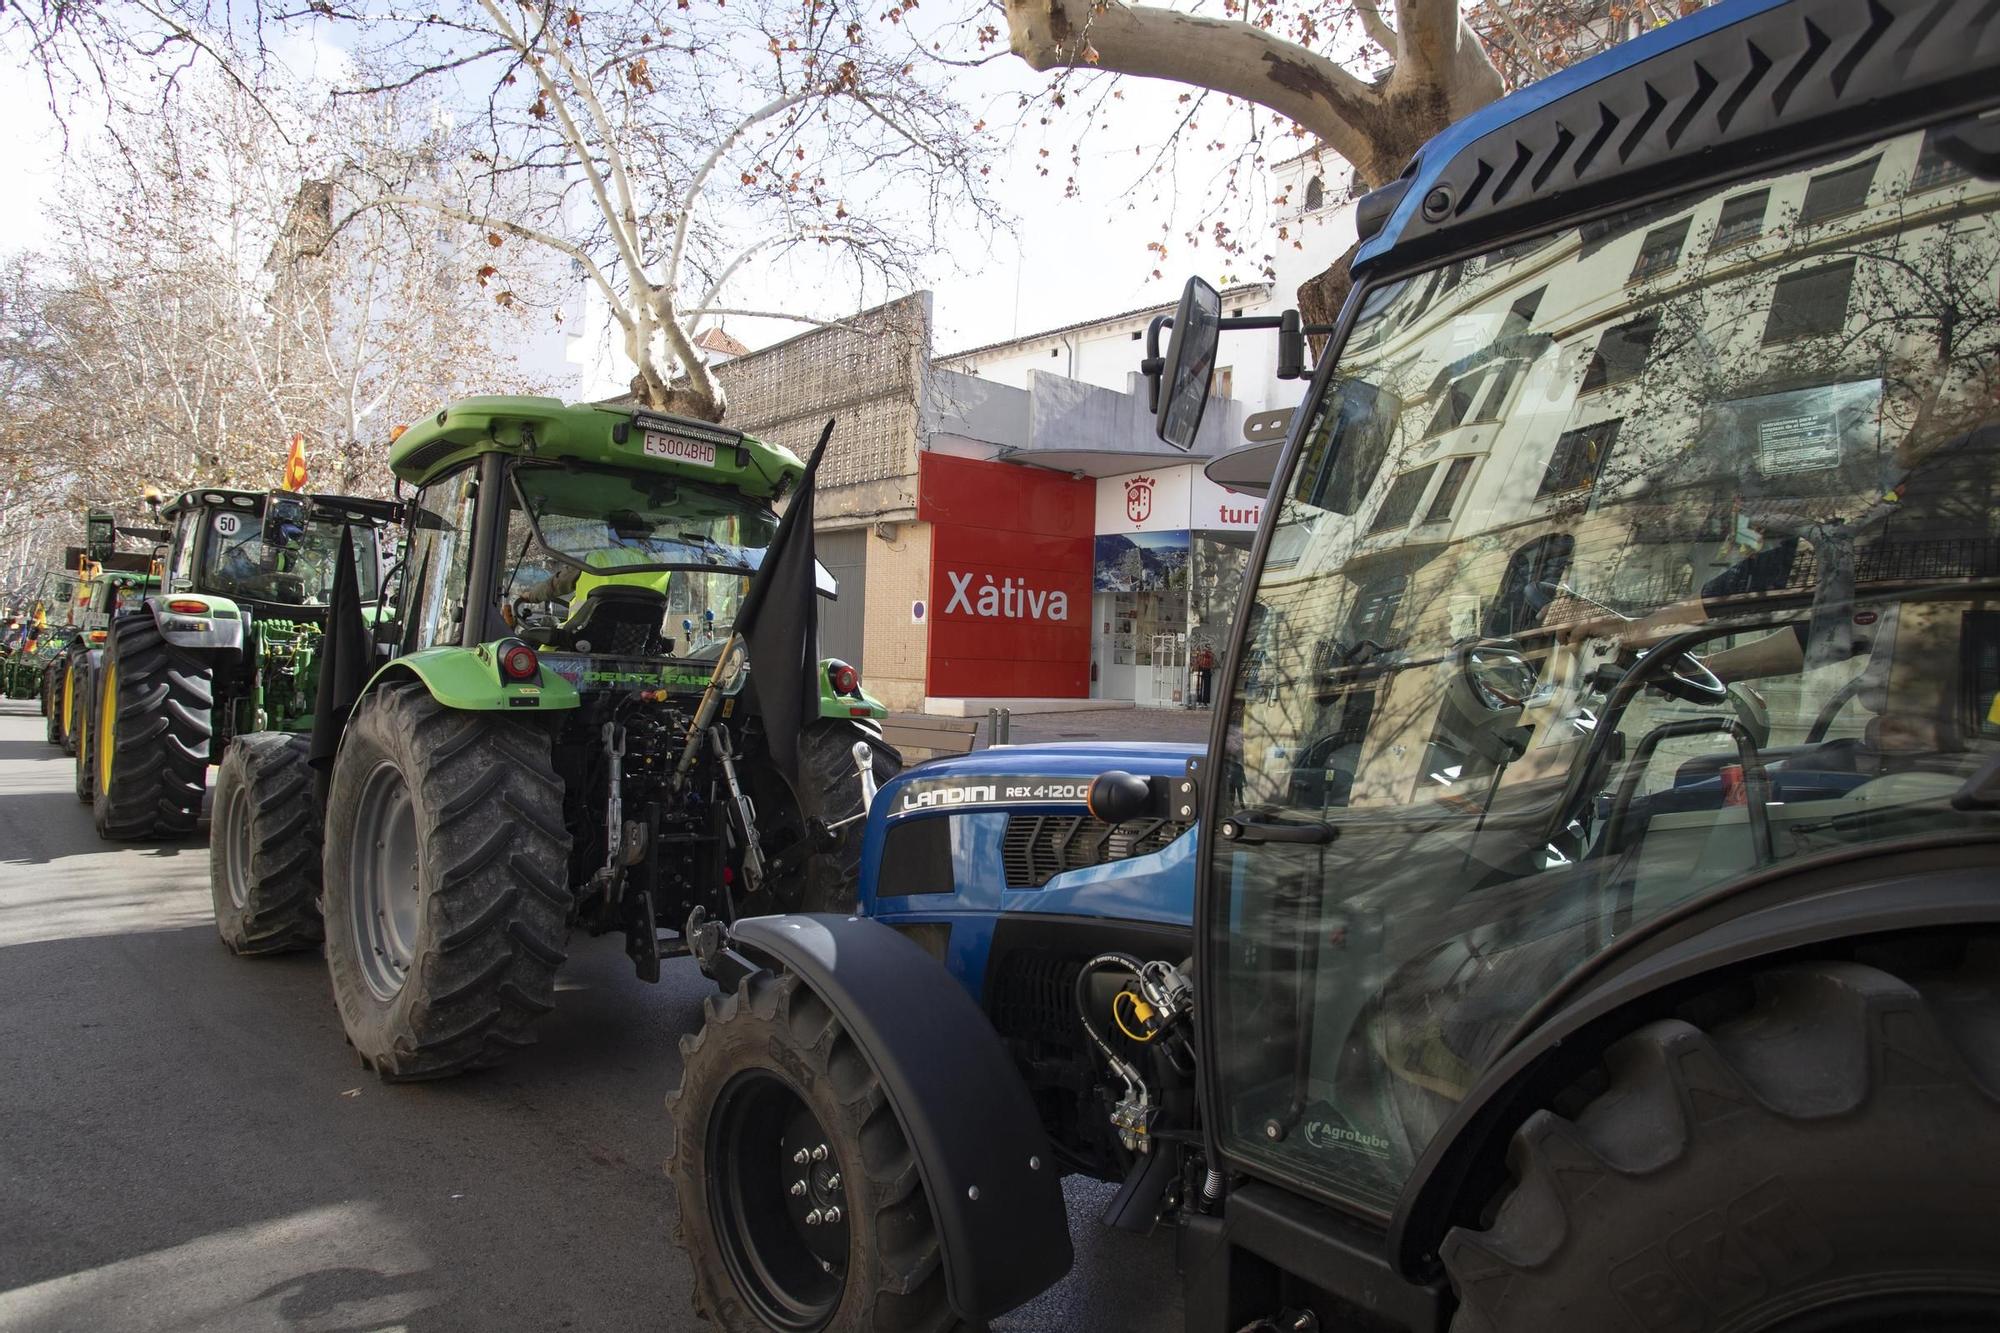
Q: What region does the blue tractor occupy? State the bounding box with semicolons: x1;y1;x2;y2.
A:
670;739;1204;1328
674;1;2000;1329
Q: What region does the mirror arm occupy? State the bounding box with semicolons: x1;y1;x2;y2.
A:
1142;314;1172;412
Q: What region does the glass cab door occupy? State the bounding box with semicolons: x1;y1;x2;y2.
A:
1205;117;2000;1219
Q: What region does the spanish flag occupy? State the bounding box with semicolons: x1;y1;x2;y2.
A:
281;434;309;492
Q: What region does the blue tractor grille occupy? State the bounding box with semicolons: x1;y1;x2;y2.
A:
1001;813;1186;889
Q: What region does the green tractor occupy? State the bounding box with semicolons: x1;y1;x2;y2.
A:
53;520;162;766
84;489;396;952
305;396;896;1080
4;575;80;704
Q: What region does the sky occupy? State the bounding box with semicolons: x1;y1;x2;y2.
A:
0;13;1338;372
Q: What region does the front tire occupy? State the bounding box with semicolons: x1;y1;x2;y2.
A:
211;731;324;955
1442;942;2000;1332
322;684;572;1080
92;614;212;840
667;969;956;1332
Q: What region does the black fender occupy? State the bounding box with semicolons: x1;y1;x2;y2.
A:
728;912;1075;1323
1389;836;2000;1278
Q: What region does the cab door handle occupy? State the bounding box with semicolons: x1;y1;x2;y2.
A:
1219;813;1337;844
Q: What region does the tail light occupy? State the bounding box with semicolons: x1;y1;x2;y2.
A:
828;662;860;696
498;640;540;682
166;599;209;614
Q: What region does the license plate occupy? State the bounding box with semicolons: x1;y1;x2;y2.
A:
643;431;716;467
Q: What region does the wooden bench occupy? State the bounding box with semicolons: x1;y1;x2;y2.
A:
879;713;981;761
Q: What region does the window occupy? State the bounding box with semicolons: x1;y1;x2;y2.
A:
1368;464;1437;534
1483;533;1575;636
1579;315;1660;394
1503;287;1546;334
1423;457;1476;525
1629;218;1690;281
1911;128;1973;193
1537;420;1621;498
408;468;479;650
1130;330;1142;340
1799;157;1879;225
1762;260;1856;343
1305;174;1325;211
1473;362;1519;423
1709;189;1768;253
1215;367;1234;401
1425;376;1479;437
168;515;199;592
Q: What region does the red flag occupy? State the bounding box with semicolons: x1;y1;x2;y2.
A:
281;434;309;492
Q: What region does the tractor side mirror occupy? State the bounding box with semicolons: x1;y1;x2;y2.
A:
1087;770;1153;826
263;494;309;553
1153;276;1221;450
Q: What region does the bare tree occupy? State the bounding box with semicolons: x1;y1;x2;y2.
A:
997;0;1691;319
0;74;546;585
324;0;997;421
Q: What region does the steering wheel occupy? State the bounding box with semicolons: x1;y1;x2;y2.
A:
1637;643;1728;706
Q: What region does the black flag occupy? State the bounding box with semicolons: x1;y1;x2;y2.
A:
737;418;833;785
308;524;375;793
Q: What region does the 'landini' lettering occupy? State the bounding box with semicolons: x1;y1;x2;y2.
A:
943;571;1071;621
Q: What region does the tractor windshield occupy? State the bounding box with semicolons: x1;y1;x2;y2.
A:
1208;119;2000;1217
203;504;381;607
503;463;780;659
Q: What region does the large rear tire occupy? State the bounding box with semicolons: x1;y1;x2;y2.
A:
70;662;95;804
322;683;572;1080
92;614;212;840
43;664;62;742
667;969;958;1333
789;720;902;914
58;657;80;754
1442;941;2000;1332
211;731;324;955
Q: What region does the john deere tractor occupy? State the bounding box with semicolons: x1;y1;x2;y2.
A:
305;396;897;1080
85;489;395;953
53;513;163;770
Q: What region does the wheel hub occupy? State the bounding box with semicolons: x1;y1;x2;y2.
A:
223;782;254;910
707;1069;849;1330
349;760;421;1002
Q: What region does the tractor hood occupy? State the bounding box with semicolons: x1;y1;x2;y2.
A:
873;741;1203;821
858;740;1204;933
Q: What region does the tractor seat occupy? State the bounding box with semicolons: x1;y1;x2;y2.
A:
563;584;670;656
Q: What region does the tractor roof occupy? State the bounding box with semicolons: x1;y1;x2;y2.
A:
160;488;400;526
386;396;804;500
1353;0;1995;278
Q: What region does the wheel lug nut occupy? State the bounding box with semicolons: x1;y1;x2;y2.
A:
825;1173;841;1190
792;1149;811;1165
789;1180;807;1197
810;1144;829;1162
804;1208;823;1226
823;1205;841;1224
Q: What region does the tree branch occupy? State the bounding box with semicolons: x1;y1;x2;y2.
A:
1003;0;1385;176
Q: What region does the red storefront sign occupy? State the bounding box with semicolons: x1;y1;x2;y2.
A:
918;452;1093;697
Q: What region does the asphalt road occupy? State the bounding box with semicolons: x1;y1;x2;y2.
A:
0;703;1182;1332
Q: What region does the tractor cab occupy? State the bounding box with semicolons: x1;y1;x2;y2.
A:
158;488;391;613
1136;12;2000;1328
385;396;863;705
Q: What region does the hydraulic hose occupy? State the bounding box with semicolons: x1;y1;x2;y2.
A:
1075;952;1150;1101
